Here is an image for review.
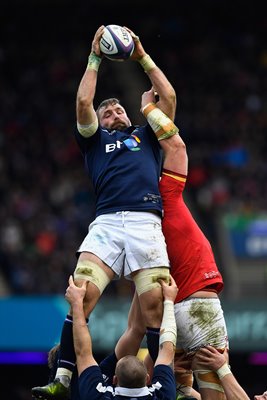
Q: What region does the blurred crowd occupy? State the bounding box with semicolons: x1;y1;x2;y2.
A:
0;1;267;295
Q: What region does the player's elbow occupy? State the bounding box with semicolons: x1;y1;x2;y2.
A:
168;88;177;109
169;136;187;156
77;95;92;111
169;90;177;106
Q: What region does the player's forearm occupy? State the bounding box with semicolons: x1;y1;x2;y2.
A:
219;373;250;400
141;101;187;173
155;300;176;366
142;102;179;141
147;68;176;120
138;55;176;119
76;53;100;124
214;363;250;400
72;301;91;358
77;71;97;105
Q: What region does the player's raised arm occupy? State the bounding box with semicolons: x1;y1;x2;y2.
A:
126;27;176;121
141;89;188;175
76;26;104;136
155;276;178;367
65;276;98;376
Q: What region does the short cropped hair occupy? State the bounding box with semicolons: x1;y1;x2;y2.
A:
96;98;121;117
115;355;147;388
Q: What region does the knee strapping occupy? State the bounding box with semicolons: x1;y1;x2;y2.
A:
194;369;225;393
132;267;170;295
74;260;110;294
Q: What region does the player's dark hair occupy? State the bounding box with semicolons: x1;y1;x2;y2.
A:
96;98;121;116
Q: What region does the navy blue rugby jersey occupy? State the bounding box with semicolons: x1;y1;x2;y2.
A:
74;124;163;217
78;364;176;400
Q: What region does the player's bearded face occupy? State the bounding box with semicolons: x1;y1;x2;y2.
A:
111;118;130;131
99;104;131;130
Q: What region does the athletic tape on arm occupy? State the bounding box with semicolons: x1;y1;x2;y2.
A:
159;300;177;347
77;119;99;138
142;102;178;140
216;363;232;380
138;54;156;72
87;52;102;72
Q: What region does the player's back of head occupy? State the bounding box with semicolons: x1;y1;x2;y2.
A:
115;355;148;388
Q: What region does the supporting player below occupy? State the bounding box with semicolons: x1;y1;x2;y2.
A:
63;274;178;399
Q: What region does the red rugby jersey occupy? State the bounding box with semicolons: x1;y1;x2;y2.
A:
159;169;224;303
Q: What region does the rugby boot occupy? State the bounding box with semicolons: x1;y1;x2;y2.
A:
32;379;70;400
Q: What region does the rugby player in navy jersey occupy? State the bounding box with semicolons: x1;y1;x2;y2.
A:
63;274;177;400
32;25;177;399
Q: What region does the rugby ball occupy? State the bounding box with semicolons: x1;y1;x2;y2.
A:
100;24;134;61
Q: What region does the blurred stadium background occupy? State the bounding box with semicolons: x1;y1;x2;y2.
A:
1;0;267;398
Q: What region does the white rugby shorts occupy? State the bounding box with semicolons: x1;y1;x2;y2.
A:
77;211;170;278
174;297;229;352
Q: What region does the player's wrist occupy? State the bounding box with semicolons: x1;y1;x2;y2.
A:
138;54;156;72
141;102;156;116
163;299;174;305
87;52;102;72
216;363;231;379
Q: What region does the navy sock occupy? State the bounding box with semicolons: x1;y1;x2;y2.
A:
146;327;160;363
58;315;76;372
58;315;88;372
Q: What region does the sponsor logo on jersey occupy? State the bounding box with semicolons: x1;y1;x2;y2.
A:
123;134;141;151
105;133;141;153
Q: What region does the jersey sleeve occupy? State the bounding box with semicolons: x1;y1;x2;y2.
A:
99;352;117;386
74;125;100;154
151;364;176;400
79;365;113;400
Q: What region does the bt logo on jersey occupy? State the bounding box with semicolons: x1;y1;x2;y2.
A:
105;135;141;153
105;140;122;153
